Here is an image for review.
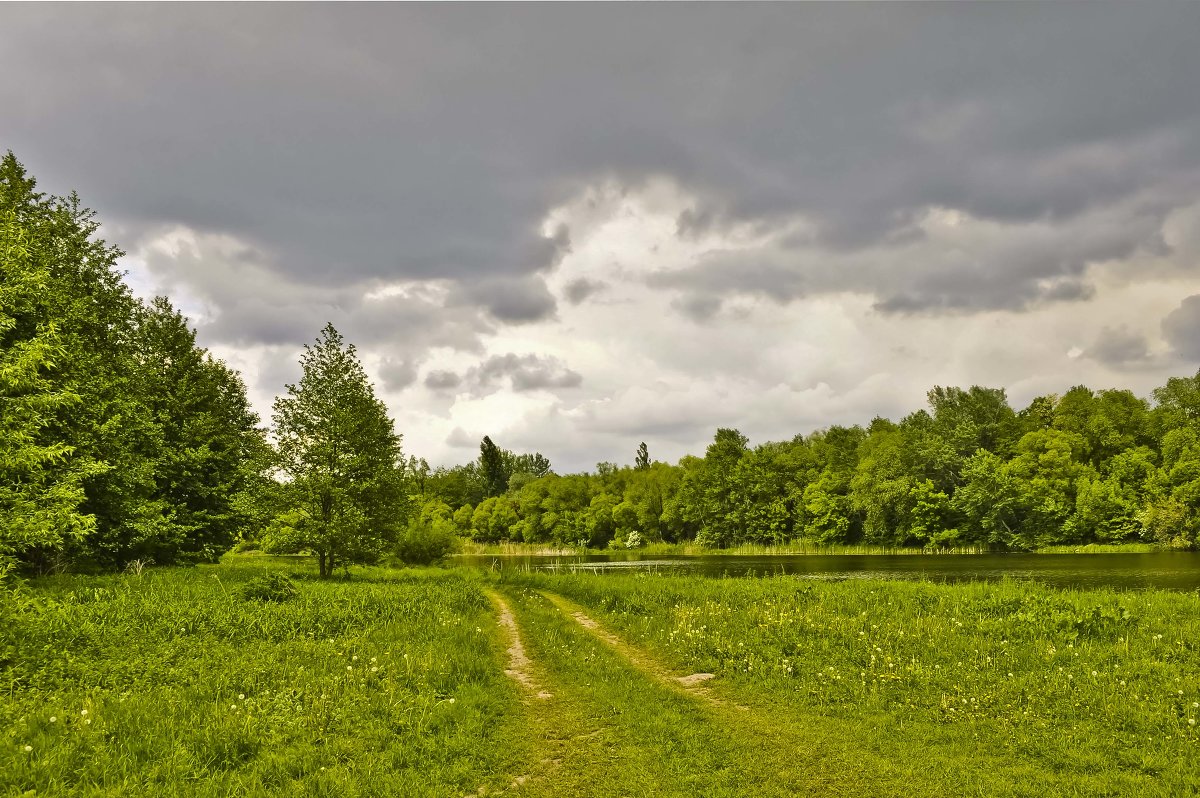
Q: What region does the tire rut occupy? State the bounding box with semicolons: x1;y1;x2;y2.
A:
537;590;731;708
484;588;552;700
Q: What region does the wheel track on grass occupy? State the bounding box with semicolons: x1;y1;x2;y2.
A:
484;588;553;700
485;586;897;797
536;589;732;708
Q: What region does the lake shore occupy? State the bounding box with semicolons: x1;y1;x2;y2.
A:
456;540;1179;558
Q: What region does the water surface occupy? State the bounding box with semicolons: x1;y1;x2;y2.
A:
454;551;1200;591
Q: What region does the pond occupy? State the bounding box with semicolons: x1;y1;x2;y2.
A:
454;551;1200;591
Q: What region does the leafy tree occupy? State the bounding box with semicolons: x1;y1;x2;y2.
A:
132;297;269;564
2;152;160;571
0;208;100;571
272;324;407;577
635;442;650;470
479;436;508;497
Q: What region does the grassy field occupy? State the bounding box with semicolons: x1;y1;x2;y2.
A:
4;555;1199;795
0;557;529;797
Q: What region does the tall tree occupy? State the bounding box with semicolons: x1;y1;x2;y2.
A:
479;435;508;497
133;297;270;564
0;208;100;571
635;441;650;470
272;324;407;577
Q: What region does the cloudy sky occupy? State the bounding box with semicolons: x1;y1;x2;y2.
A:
4;4;1200;471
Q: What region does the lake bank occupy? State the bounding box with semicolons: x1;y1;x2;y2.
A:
457;540;1178;558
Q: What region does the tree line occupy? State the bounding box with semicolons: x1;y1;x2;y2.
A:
412;379;1200;551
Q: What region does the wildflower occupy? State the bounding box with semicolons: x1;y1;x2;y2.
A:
49;716;56;723
85;719;91;725
24;745;33;753
371;666;378;673
1190;719;1196;726
80;709;88;717
449;698;456;704
352;656;358;662
238;694;245;701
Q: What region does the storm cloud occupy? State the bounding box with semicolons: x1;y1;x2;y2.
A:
5;4;1200;469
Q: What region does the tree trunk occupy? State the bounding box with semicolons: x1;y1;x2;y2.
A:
318;551;328;578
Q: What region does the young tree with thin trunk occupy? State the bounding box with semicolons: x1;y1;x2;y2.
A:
272;324;407;577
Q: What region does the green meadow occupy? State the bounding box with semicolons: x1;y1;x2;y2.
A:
4;556;1199;796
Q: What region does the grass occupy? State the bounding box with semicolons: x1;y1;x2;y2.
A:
5;554;1199;795
504;570;1200;795
0;556;528;797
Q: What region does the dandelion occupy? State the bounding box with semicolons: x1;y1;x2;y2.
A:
371;666;378;673
231;705;238;711
347;665;353;671
449;698;456;704
1092;671;1098;677
85;719;91;725
80;709;88;717
1190;719;1196;726
49;716;57;723
238;694;245;700
24;745;33;753
352;655;358;662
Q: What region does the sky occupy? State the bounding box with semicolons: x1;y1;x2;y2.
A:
4;4;1200;472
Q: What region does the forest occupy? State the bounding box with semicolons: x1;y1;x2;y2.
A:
4;150;1200;579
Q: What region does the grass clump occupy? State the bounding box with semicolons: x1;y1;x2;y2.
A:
237;572;299;602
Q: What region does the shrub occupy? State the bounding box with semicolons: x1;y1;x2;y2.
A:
396;518;459;565
237;573;298;602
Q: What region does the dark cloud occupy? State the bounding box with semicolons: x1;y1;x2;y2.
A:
673;295;723;323
424;370;463;392
1086;326;1151;367
563;277;606;305
3;4;1199;323
445;427;477;449
377;357;418;391
452;277;558;325
466;353;582;394
1163;295;1200;361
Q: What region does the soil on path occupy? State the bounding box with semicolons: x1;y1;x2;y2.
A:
484;588;552;699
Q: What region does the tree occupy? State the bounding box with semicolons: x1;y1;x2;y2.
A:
2;151;160;571
132;297;269;564
272;324;407;577
479;436;508;497
635;442;650;470
0;208;100;571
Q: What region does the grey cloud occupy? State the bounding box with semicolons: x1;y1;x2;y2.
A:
445;427;477;449
672;295;723;323
4;4;1200;322
1163;296;1200;361
378;357;418;391
1086;326;1151;367
467;353;582;394
453;277;558;324
563;277;606;305
424;370;463;392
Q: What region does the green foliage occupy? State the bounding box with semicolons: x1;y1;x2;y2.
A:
395;515;459;565
237;572;298;602
272;324;408;576
2;152;264;573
